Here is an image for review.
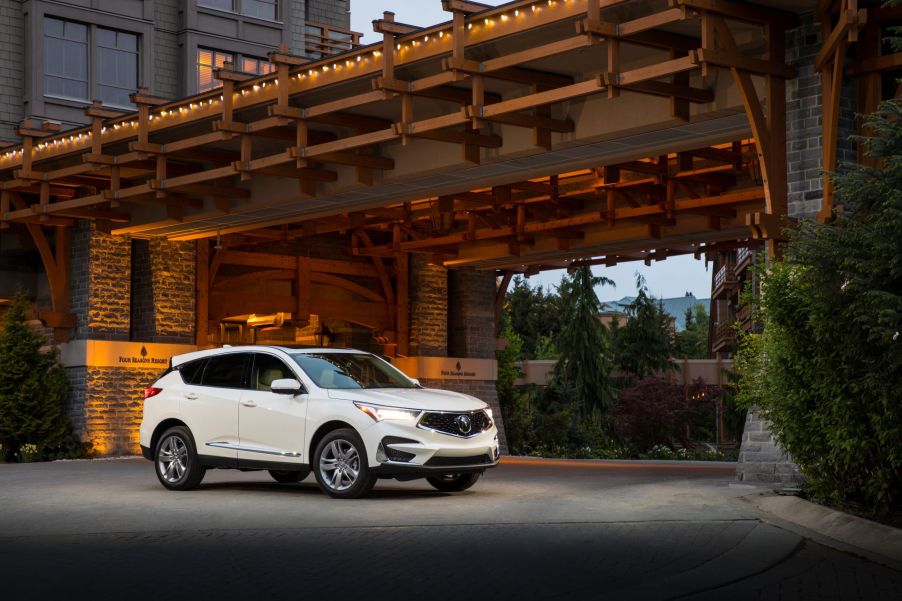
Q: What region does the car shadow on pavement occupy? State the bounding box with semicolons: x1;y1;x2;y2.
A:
195;480;454;499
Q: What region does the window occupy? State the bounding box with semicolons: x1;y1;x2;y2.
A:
178;358;208;385
197;48;234;92
44;18;88;101
241;56;274;76
201;354;250;388
43;17;139;107
197;49;273;92
196;0;278;21
242;0;277;21
291;353;416;390
252;354;295;391
96;28;138;107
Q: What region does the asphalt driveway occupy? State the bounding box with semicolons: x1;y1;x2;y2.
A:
1;457;899;600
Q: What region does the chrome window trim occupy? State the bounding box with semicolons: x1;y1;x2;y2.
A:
206;441;301;458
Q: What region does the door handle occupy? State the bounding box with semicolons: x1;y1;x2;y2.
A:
184;392;198;400
241;400;257;408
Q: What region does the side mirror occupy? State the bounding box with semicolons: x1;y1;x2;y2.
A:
270;378;304;395
410;378;421;387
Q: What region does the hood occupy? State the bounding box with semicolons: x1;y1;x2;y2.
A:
326;387;487;412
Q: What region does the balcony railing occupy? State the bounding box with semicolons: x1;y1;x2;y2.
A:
736;246;754;271
712;263;739;298
304;21;362;59
711;321;737;352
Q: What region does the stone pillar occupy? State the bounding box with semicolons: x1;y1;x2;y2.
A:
447;269;507;451
408;254;448;357
131;239;196;343
735;411;803;486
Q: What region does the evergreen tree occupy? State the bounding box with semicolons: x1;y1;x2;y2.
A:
612;274;677;378
0;292;75;460
506;277;564;358
495;318;533;453
552;266;616;414
674;304;710;359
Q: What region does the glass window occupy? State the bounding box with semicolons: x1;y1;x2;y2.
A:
240;56;273;76
242;0;277;21
201;353;249;388
291;353;416;390
198;0;234;11
44;17;88;101
96;28;138;107
197;48;234;91
252;354;295;391
178;358;208;385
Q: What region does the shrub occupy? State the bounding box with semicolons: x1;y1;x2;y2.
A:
613;378;712;451
735;101;902;514
0;292;80;461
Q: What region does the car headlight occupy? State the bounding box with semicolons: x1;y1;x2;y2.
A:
354;402;421;422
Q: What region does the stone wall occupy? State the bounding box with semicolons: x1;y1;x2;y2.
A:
154;0;181;99
735;411;803;486
409;255;448;357
306;0;349;29
70;222;131;341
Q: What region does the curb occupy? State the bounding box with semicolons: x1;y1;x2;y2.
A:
752;493;902;566
501;455;738;470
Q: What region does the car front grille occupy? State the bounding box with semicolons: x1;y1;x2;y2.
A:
425;454;492;467
418;410;492;438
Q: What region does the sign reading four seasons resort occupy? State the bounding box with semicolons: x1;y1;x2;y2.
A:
59;341;198;369
391;357;497;381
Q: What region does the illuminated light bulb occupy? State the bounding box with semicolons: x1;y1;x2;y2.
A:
439;31;444;37
468;23;473;29
501;14;508;21
515;9;520;15
373;51;380;57
346;60;351;66
253;84;260;91
424;35;429;41
484;18;489;24
309;69;314;75
261;82;267;87
532;5;536;11
396;43;401;50
356;55;361;62
323;65;329;71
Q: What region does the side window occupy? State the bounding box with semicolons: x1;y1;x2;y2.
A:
201;354;250;389
177;358;207;385
252;354;296;392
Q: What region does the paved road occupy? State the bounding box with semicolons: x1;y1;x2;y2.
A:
1;457;899;600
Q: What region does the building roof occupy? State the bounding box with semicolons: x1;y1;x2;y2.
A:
603;293;709;331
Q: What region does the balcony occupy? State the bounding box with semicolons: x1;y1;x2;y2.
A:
712;263;739;299
736;246;754;272
711;321;738;353
305;22;362;59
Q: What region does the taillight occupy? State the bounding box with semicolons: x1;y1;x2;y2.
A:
144;387;163;400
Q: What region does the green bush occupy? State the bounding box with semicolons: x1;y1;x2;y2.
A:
735;102;902;514
0;292;81;461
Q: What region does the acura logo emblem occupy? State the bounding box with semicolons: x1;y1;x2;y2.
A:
455;414;472;435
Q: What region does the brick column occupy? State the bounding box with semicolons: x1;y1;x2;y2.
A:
131;239;195;343
408;254;448;357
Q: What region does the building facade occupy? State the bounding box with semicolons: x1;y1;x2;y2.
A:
0;0;355;141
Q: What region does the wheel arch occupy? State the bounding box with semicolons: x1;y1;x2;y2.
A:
151;418;192;453
308;420;357;461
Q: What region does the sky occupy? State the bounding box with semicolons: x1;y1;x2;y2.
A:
349;1;713;303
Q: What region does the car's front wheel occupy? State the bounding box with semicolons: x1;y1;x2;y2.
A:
155;426;206;491
426;472;481;492
313;429;376;499
268;468;311;483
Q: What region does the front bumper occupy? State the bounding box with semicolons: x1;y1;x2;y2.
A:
360;417;501;476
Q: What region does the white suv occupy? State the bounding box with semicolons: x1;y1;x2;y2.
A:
139;346;500;498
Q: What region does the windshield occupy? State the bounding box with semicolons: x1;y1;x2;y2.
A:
291;352;417;390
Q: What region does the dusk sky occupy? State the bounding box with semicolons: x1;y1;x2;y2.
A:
350;1;713;302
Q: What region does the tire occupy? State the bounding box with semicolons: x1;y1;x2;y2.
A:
154;426;206;491
268;468;311;484
312;428;376;499
426;472;481;492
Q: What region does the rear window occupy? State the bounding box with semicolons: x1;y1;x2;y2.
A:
177;358;207;385
201;354;250;389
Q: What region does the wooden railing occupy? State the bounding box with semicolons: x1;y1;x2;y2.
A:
736;246;753;270
304;21;362;59
713;263;738;298
711;321;737;352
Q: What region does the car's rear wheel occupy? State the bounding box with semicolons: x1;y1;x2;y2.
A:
426;472;481;492
268;468;310;483
155;426;206;491
313;429;376;499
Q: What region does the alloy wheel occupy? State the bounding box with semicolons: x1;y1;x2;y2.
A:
158;435;189;483
318;439;360;491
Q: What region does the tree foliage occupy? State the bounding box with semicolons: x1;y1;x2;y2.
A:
611;275;676;379
552;266;616;413
505;277;564;359
0;292;77;461
496;319;533;453
613;378;714;451
735;101;902;513
673;304;710;359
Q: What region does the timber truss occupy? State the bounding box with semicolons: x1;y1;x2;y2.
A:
0;0;801;344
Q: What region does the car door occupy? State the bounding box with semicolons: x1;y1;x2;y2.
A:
180;353;249;462
237;352;308;467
